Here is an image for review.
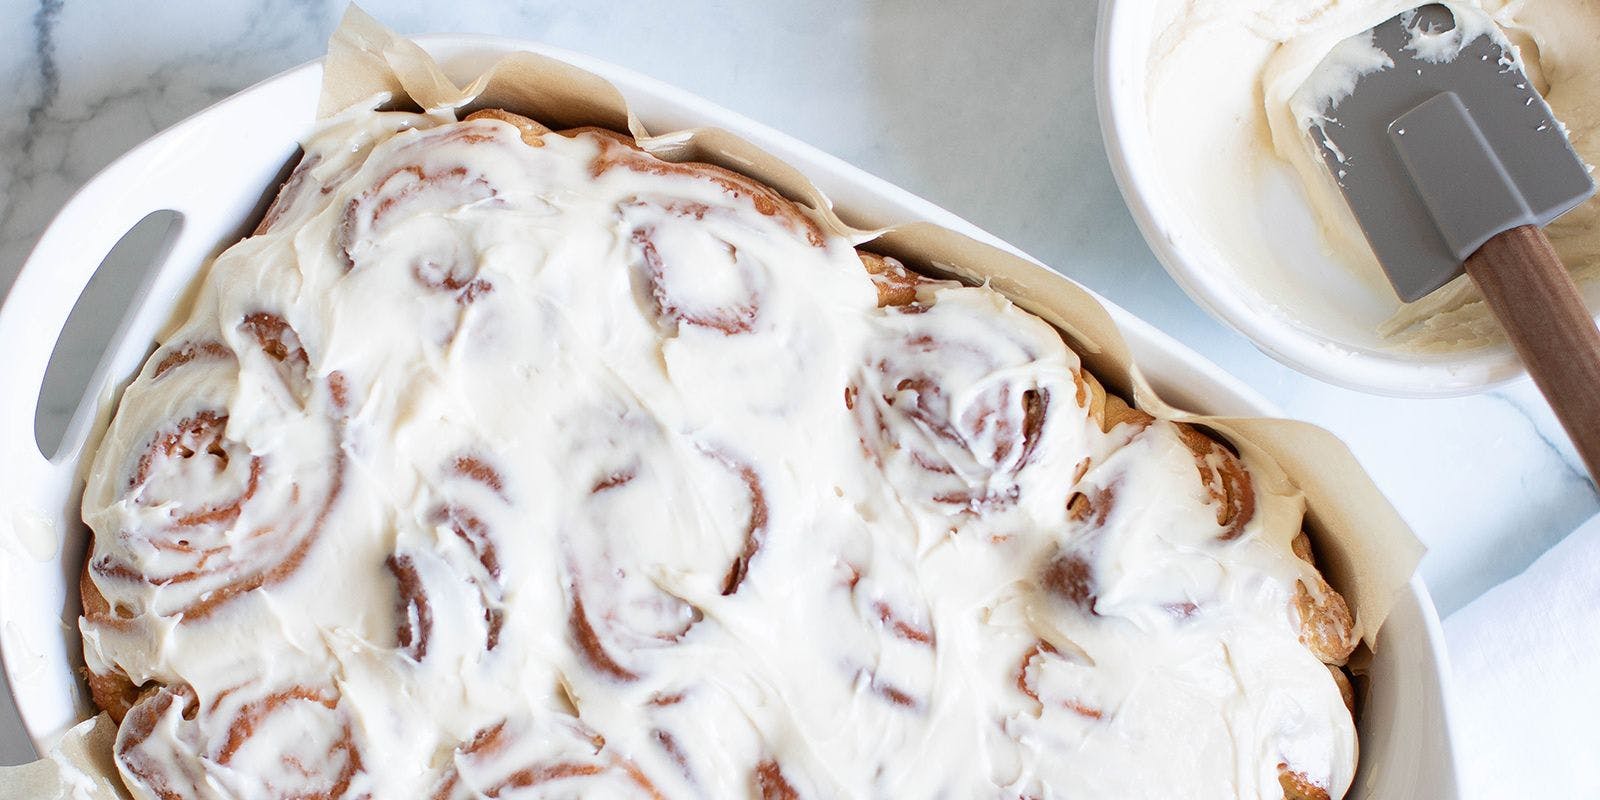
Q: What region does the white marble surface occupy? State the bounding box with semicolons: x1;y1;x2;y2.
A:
0;0;1590;767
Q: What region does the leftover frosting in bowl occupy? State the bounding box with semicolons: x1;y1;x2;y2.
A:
1144;0;1600;355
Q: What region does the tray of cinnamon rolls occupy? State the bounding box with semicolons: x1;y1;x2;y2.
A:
0;10;1456;800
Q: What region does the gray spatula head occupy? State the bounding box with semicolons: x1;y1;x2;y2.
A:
1306;4;1595;303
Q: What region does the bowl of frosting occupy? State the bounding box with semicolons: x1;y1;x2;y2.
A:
1096;0;1600;396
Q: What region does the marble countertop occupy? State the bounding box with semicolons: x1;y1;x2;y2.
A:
0;0;1590;767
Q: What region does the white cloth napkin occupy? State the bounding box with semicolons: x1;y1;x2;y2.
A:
1445;512;1600;799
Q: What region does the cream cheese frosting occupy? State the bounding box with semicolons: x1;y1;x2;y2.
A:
1145;0;1600;352
79;108;1355;799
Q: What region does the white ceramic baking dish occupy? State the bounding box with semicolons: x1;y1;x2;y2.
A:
0;35;1459;796
1094;0;1580;398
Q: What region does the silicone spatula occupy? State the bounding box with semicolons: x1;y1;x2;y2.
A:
1307;4;1600;480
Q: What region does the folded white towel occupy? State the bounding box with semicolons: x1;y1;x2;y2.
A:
1444;512;1600;799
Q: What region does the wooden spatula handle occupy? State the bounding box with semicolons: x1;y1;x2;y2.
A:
1464;224;1600;483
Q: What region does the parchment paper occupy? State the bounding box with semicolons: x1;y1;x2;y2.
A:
0;5;1424;794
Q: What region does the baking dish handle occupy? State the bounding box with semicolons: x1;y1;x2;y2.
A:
0;55;317;751
0;131;221;509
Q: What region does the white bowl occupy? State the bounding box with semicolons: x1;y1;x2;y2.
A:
0;36;1459;796
1094;0;1569;397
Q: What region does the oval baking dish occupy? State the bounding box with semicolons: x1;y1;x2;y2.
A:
0;34;1457;797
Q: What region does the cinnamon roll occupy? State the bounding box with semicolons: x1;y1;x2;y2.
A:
80;323;347;715
399;455;512;657
850;286;1077;517
560;423;764;682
